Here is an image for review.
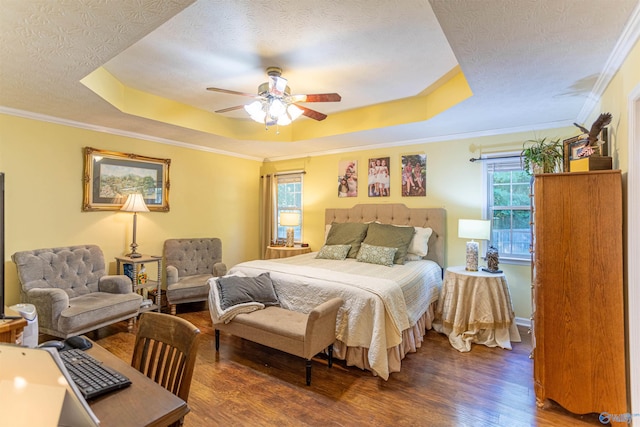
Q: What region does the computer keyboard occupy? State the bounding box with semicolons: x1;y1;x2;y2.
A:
58;348;131;400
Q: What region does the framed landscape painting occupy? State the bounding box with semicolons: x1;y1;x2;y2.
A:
82;147;171;211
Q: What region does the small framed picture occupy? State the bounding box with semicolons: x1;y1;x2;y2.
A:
367;157;390;197
338;160;357;197
570;139;589;160
401;154;426;197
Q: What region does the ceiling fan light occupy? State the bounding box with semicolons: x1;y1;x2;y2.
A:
244;101;266;123
269;98;286;118
287;104;303;120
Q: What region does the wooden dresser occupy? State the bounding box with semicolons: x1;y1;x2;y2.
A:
531;170;627;418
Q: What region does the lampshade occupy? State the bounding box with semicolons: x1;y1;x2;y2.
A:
280;212;300;227
458;219;491;241
120;193;150;213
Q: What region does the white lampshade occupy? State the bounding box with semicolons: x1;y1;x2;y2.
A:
120;193;150;213
458;219;490;241
280;212;300;227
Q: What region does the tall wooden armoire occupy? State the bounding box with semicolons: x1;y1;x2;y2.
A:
532;170;627;418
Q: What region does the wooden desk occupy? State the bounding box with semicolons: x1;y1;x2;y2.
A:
86;342;189;426
264;246;311;259
0;306;27;344
432;266;521;352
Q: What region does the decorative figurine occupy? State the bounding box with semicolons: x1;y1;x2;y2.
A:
482;245;503;274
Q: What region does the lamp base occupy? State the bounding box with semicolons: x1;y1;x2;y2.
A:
465;241;479;271
285;228;294;248
127;252;142;259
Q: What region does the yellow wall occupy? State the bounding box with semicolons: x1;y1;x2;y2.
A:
262;128;576;319
0;114;262;305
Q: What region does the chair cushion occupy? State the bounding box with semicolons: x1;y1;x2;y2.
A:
58;292;142;333
166;274;212;303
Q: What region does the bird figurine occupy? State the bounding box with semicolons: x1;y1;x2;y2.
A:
573;112;612;147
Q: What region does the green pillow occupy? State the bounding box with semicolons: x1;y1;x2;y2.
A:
325;222;369;258
316;244;352;260
362;222;415;264
356;243;397;267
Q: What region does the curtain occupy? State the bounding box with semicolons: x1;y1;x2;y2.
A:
259;174;274;259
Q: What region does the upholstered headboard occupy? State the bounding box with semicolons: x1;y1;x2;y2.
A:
325;204;446;267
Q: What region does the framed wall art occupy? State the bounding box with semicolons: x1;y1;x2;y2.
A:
82;147;171;211
338;160;357;197
367;157;390;197
401;154;426;197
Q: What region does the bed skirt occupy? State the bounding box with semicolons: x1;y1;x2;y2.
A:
331;302;436;378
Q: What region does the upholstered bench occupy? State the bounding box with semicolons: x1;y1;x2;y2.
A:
208;273;342;385
213;298;343;386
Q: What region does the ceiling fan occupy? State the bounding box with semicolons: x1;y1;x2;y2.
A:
206;67;341;127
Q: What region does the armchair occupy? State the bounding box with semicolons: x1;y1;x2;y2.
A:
164;238;227;315
12;245;142;338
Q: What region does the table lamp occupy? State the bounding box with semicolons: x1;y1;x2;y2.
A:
280;212;300;248
458;219;491;271
121;193;149;258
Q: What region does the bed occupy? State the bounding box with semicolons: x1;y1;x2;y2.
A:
226;204;445;380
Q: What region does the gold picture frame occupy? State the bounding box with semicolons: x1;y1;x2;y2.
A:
82;147;170;212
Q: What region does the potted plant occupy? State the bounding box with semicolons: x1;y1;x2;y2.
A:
521;137;563;175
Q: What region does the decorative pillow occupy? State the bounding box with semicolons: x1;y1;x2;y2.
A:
316;244;351;260
325;222;369;258
356;243;397;267
407;226;433;258
362;222;415;264
216;272;280;310
208;275;264;324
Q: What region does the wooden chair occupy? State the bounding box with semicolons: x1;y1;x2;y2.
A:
131;312;201;426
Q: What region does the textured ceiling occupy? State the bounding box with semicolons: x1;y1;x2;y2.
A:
1;0;639;161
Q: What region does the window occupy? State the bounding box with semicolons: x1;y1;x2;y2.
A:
275;172;303;243
483;155;531;263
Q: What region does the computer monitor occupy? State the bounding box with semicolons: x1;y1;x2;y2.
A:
0;172;16;319
0;344;100;426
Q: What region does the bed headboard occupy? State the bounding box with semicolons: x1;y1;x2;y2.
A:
325;204;446;267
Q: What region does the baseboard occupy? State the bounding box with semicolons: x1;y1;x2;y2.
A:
515;316;531;328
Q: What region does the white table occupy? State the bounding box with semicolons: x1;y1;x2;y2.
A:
432;266;521;352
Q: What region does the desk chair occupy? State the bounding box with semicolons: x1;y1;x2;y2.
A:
131;312;201;426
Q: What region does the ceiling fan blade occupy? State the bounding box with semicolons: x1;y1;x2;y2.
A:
207;87;258;98
269;76;288;96
296;105;327;121
289;93;341;103
215;105;246;114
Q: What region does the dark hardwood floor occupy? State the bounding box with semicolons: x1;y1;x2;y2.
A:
85;303;606;427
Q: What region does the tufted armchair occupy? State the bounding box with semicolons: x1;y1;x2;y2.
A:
12;245;142;338
164;238;227;315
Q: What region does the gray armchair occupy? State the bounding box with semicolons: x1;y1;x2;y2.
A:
164;238;227;315
12;245;142;338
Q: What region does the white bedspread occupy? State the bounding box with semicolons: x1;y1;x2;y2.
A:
228;253;442;380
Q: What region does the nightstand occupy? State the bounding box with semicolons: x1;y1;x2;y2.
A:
115;255;162;313
264;246;311;260
432;265;521;352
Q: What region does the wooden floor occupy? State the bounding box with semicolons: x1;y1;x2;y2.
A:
87;303;606;427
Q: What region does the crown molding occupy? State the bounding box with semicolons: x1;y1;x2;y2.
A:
576;1;640;123
0;106;263;162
